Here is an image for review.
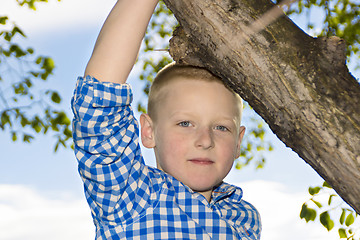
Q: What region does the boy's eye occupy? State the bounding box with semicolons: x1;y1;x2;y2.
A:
215;125;229;132
178;121;192;127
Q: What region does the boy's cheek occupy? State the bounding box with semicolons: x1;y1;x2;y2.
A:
164;136;187;155
156;133;186;157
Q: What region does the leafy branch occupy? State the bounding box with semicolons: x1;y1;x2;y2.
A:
0;1;71;152
300;182;360;239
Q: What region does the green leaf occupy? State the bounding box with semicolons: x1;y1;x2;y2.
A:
308;186;321;195
4;32;12;41
42;57;55;72
323;181;332;188
311;199;322;208
255;158;265;169
63;128;72;138
29;71;39;77
300;203;317;222
340;209;346;224
31;119;42;133
338;228;347;238
23;134;34;143
319;211;334;231
0;16;8;25
50;111;70;132
24;78;32;88
268;145;274;151
20;115;29;127
11;132;17;141
51;91;61;104
252;129;265;140
56;112;70;125
35;56;42;64
12;26;26;38
14;83;25;94
328;194;336;205
10;44;27;57
1;111;11;128
235;162;244;170
345;213;355;227
27;47;34;54
41;72;49;80
256;146;265;151
137;103;147;114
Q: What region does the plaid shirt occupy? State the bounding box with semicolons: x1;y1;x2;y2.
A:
72;76;261;239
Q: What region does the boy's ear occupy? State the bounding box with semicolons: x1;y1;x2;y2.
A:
140;113;156;149
235;126;246;159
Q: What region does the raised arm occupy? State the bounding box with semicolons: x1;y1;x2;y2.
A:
85;0;159;84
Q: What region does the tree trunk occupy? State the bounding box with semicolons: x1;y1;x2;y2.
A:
163;0;360;214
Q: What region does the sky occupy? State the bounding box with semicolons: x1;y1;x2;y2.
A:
0;0;359;239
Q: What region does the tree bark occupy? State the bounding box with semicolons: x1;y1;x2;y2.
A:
163;0;360;214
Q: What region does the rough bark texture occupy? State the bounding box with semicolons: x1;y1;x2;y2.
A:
163;0;360;213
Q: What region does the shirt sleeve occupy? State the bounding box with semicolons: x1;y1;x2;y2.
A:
71;76;149;225
242;200;262;240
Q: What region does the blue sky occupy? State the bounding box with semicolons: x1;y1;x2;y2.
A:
1;1;358;239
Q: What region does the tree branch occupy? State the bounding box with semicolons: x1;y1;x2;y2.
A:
163;0;360;214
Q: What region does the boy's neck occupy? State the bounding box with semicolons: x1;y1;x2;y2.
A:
198;190;212;202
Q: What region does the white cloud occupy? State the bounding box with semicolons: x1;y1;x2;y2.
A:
0;184;94;240
1;0;116;34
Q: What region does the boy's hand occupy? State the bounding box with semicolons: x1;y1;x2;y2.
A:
85;0;159;84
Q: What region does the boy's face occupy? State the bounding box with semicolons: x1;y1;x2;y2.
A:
140;78;245;200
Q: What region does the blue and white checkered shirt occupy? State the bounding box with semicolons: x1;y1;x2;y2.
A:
72;76;261;239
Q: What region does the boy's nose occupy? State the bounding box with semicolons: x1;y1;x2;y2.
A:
195;127;214;149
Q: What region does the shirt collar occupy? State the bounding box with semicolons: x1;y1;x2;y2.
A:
161;171;243;206
210;182;243;205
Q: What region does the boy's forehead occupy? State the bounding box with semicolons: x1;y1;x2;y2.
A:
163;76;225;90
161;78;242;113
164;77;238;99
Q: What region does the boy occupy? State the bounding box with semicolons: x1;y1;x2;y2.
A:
72;0;261;239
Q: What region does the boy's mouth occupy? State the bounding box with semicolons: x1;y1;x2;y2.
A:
188;158;214;165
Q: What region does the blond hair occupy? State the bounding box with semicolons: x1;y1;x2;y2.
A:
147;63;243;122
